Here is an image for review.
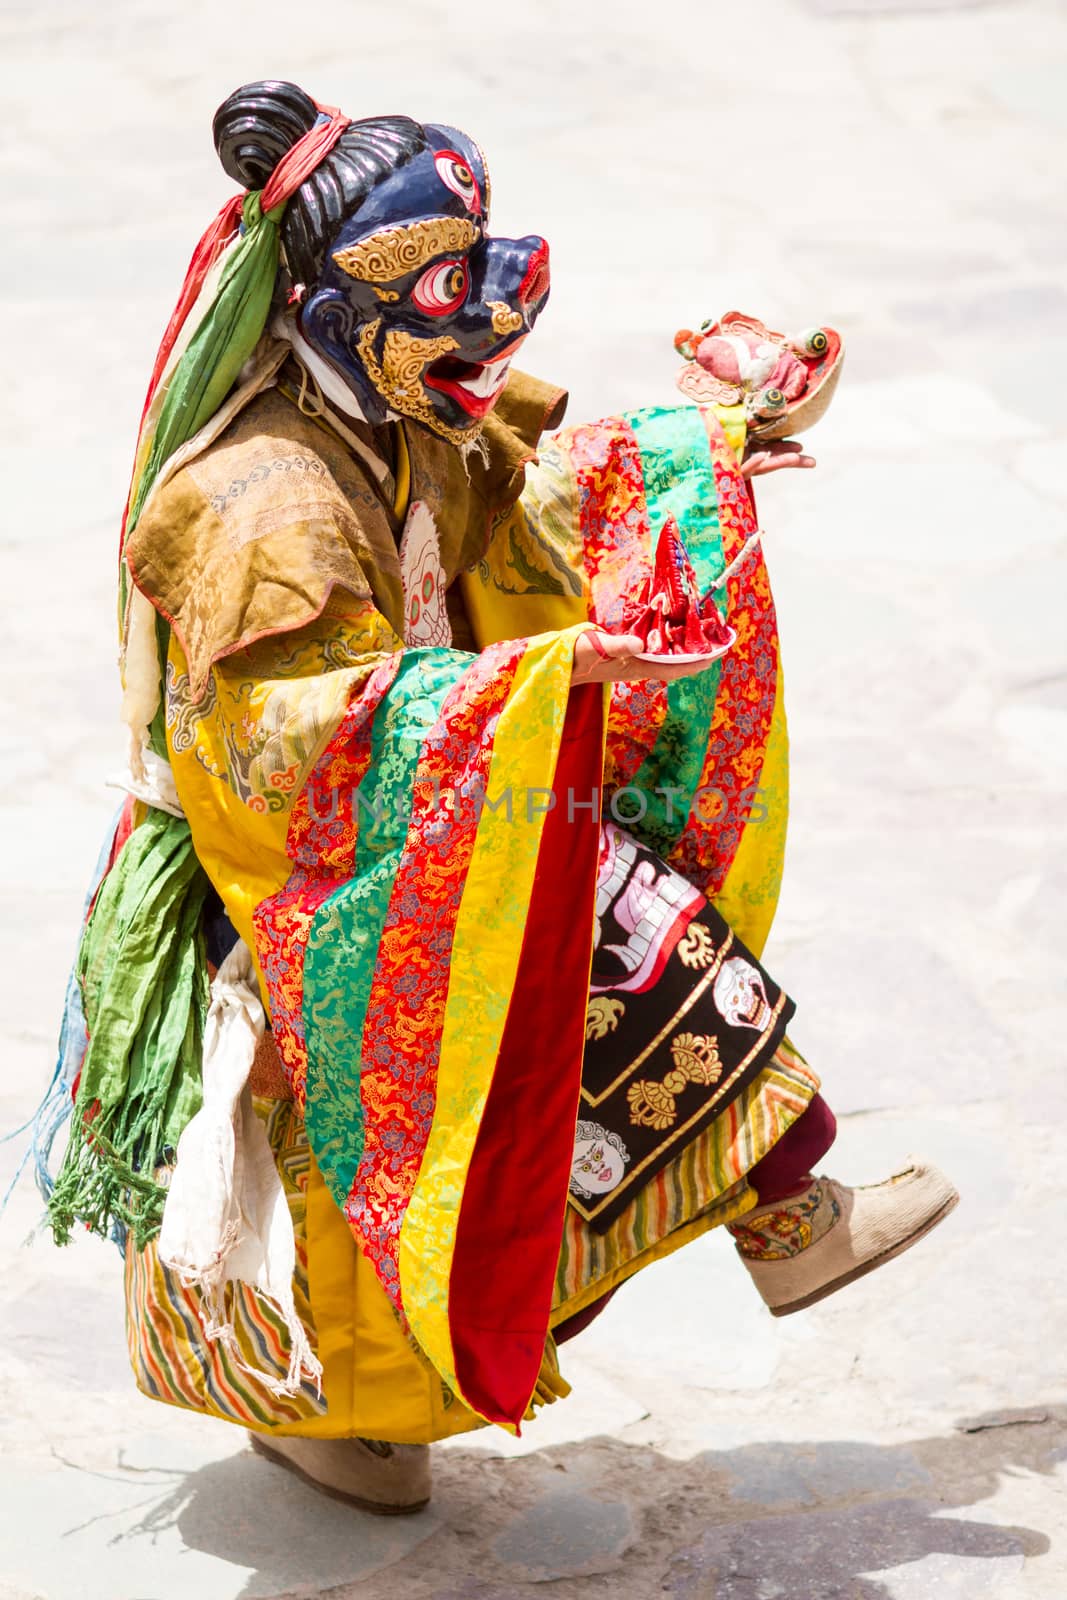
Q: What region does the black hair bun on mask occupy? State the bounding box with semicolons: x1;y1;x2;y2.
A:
211;83;425;285
213;80;319;190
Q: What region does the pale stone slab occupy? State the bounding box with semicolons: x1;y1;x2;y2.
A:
995;704;1067;778
1014;439;1067;506
664;1502;1027;1597
0;1446;441;1600
700;1439;932;1509
567;1231;804;1396
880;1550;1027;1598
490;1487;633;1582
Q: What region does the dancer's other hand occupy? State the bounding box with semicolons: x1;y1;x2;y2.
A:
741;438;815;478
571;628;712;686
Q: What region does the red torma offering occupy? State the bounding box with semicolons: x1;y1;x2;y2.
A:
618;515;736;661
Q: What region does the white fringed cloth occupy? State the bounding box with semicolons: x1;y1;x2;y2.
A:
157;938;322;1398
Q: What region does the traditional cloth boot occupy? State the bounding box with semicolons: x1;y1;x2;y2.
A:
728;1162;959;1317
249;1432;431;1514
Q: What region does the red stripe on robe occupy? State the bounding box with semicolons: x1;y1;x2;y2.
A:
447;683;604;1426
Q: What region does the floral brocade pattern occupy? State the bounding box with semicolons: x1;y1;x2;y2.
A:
395;633;586;1408
539;405;784;924
345;641;525;1305
482;439;586;599
576;408;726;857
728;1180;840;1261
567;421;656;632
252;656;401;1106
298;654;464;1200
666;415;780;898
565;419;669;788
249;623;588;1422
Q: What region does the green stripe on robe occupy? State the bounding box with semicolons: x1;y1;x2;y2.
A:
302;650;470;1206
621;406;725;855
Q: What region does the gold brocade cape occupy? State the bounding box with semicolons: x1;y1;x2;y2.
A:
125;355;567;695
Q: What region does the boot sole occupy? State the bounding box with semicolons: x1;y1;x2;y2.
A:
768;1186;960;1317
249;1433;431;1516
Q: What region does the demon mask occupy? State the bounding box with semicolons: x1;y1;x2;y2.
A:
298;125;550;446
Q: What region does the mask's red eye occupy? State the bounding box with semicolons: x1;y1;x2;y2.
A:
435;150;481;213
411;258;469;316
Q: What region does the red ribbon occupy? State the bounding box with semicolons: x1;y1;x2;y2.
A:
260;101;346;212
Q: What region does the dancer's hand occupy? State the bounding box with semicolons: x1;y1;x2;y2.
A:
741;438;815;478
571;629;712;685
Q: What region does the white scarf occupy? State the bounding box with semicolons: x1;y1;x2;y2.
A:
157;938;322;1399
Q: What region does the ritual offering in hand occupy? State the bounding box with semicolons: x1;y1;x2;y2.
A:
674;310;843;440
619;514;736;664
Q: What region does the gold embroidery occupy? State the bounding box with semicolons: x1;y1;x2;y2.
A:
472;136;492;218
581;934;732;1107
356;319;479;446
565;1007;805;1231
626;1079;676;1130
333;217;479;282
586;996;625;1041
627;1033;723;1130
668;1032;723;1087
487;300;524;337
678;921;715;969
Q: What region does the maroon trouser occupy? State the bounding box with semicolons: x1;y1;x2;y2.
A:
746;1092;837;1204
554;1093;837;1345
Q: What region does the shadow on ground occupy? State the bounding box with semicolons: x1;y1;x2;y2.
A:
115;1407;1064;1598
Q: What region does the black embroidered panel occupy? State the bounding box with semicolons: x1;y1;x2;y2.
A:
570;828;794;1233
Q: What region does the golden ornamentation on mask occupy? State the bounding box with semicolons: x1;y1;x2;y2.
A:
373;287;400;302
487;300;524;337
333;217;479;283
356;318;480;445
472;137;492;216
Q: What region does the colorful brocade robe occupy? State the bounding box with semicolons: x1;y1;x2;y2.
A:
124;355;797;1430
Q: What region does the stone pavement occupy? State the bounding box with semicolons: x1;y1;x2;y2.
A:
1;0;1065;1594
